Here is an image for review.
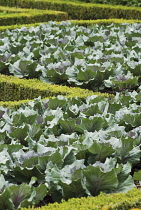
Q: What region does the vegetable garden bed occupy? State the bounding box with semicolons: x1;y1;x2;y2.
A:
1;21;141;94
1;3;141;209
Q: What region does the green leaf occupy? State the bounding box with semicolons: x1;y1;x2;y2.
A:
63;150;76;167
76;117;105;133
9;183;31;209
133;170;141;181
22;156;38;168
46;69;68;83
0;188;14;210
114;163;135;193
115;137;141;164
133;114;141;127
45;163;61;185
0;174;9;192
88;142;115;162
108;103;122;114
12;109;37;126
59;119;76;134
114;175;135;193
9;124;29;144
83;104;102;116
82;165;118;196
38;156;49;173
29;184;48;205
77;69;96;81
49;151;63;169
59;179;86;200
48;97;67;110
12;166;44;184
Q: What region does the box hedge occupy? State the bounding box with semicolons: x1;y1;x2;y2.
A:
0;0;141;20
0;6;68;26
0;18;141;32
20;188;141;210
0;74;112;108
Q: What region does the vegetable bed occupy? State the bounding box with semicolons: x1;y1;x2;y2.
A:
1;91;141;209
1;21;141;209
1;21;141;94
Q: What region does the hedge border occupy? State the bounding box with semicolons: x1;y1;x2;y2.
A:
0;5;68;26
0;74;113;108
0;18;141;32
20;188;141;210
0;0;141;20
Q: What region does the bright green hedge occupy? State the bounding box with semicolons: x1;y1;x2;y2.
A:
58;0;141;7
0;0;141;20
0;74;112;108
20;188;141;210
0;18;141;32
0;6;68;26
70;18;141;26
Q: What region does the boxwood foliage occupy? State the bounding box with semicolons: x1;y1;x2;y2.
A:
21;188;141;210
0;74;112;108
0;19;141;32
0;6;68;26
0;0;141;20
1;90;141;209
59;0;141;7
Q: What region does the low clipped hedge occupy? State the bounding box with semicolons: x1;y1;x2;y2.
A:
0;0;141;20
0;74;112;108
20;188;141;210
59;0;141;7
0;6;68;26
0;18;141;32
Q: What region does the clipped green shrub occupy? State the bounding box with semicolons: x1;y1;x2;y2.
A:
70;18;141;26
0;0;141;20
0;74;112;108
0;18;141;32
58;0;141;7
0;6;68;26
21;188;141;210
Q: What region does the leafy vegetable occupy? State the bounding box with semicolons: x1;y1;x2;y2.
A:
0;92;141;208
1;22;141;92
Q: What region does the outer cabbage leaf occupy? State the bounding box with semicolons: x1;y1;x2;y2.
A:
59;178;86;200
88;141;115;163
115;137;141;164
9;183;31;209
11;166;44;184
82;165;118;196
59;119;76;134
76;117;107;134
113;162;135;193
27;184;48;206
0;188;14;210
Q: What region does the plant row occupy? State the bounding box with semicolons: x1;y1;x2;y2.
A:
1;21;141;92
1;19;141;33
1;0;141;20
63;0;141;7
0;6;67;26
1;90;141;208
21;188;141;210
0;74;110;109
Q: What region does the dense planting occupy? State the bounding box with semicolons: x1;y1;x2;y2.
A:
1;21;141;209
1;22;141;93
0;92;141;209
65;0;141;7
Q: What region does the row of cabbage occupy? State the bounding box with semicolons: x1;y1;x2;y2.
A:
1;21;141;92
1;91;141;209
